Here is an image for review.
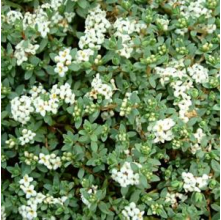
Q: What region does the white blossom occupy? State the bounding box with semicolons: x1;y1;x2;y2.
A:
149;118;175;143
19;129;36;146
122;202;144;220
113;18;147;58
81;185;98;208
38;153;62;170
111;162;141;187
165;192;187;207
14;40;39;65
1;206;6;220
182;172;210;192
6;10;23;23
188;64;209;84
11;96;34;124
194;128;206;143
89;73;114;101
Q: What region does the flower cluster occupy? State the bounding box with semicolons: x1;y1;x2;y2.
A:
39;153;62;170
120;93;132;116
111;162;141;187
11;96;34;124
75;5;110;63
19;204;37;220
11;82;75;123
188;64;209;84
19;175;36;199
5;138;16;149
156;18;169;31
165;192;187;208
24;151;39;166
54;48;72;77
155;66;186;86
14;40;39;66
122;202;144;220
169;0;213;19
6;10;23;24
81;185;98;208
155;60;210;123
148;118;175;143
190;128;206;154
88;73;115;101
18;175;67;219
19;129;36;146
182;172;210;192
79;6;110;51
113;18;147;58
22;1;75;38
171;79;193;123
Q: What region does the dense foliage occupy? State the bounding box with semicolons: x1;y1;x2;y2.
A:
1;0;220;219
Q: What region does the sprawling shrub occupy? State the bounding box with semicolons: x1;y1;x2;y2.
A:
1;0;220;219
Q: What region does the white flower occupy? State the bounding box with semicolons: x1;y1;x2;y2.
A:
111;162;141;187
1;206;6;220
194;128;206;143
165;192;187;207
78;5;110;51
39;153;50;165
22;184;37;199
55;62;68;77
5;138;16;148
19;174;33;187
182;172;209;192
56;83;75;104
29;84;46;98
14;40;39;65
11;96;34;124
19;204;37;220
122;202;144;220
150;118;175;143
199;24;216;34
188;64;209;83
51;156;62;170
89;74;114;101
75;49;94;63
33;97;50;117
81;185;98;208
155;66;187;85
50;0;63;10
51;12;63;24
38;153;62;170
6;10;23;23
157;18;169;31
64;12;75;23
38;21;50;38
54;48;72;76
19;129;36;146
190;143;201;154
26;205;37;220
113;18;146;58
35;193;46;204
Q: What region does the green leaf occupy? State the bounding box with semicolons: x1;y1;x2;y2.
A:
91;141;98;152
98;202;113;215
140;175;148;188
78;0;88;9
69;63;80;71
24;71;33;80
78;168;85;179
211;159;220;174
90;134;97;142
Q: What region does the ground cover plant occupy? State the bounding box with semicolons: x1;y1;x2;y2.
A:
1;0;220;219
